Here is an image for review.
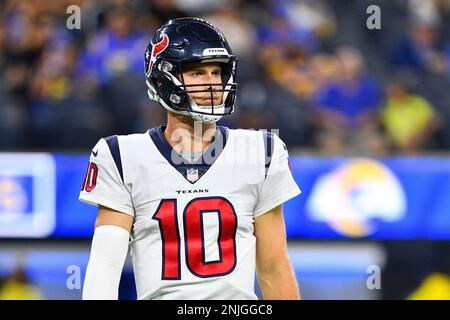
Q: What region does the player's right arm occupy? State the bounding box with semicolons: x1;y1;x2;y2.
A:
79;136;135;300
95;205;134;231
82;206;133;300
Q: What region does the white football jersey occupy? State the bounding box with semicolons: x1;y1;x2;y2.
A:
79;126;301;300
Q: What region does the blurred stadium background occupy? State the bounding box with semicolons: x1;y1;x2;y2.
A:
0;0;450;300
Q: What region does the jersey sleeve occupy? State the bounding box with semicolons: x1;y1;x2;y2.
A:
253;133;301;218
79;137;134;217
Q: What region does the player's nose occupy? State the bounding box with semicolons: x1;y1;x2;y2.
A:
204;71;221;84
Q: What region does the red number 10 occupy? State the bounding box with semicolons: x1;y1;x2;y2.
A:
152;197;237;280
81;162;98;192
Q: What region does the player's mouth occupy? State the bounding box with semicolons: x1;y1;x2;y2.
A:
195;97;222;106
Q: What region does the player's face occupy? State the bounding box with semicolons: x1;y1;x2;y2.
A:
179;62;223;106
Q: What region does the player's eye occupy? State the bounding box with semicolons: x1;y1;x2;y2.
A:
190;71;203;77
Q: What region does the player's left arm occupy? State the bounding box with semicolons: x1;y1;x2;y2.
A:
255;204;301;300
253;132;302;299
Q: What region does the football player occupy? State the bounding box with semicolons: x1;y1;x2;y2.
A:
80;18;302;300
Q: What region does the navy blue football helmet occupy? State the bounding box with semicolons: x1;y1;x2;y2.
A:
144;17;238;123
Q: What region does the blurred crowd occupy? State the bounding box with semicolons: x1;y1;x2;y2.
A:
0;0;450;155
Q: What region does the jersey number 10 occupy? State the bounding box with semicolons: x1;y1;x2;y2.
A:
152;197;238;280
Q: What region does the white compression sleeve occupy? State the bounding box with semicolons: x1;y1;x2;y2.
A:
82;225;130;300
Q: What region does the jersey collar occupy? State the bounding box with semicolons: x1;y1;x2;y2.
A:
148;125;228;184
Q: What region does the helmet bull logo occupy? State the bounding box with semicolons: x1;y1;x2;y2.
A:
148;34;169;71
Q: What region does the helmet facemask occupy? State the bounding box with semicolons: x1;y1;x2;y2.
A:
147;57;238;123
